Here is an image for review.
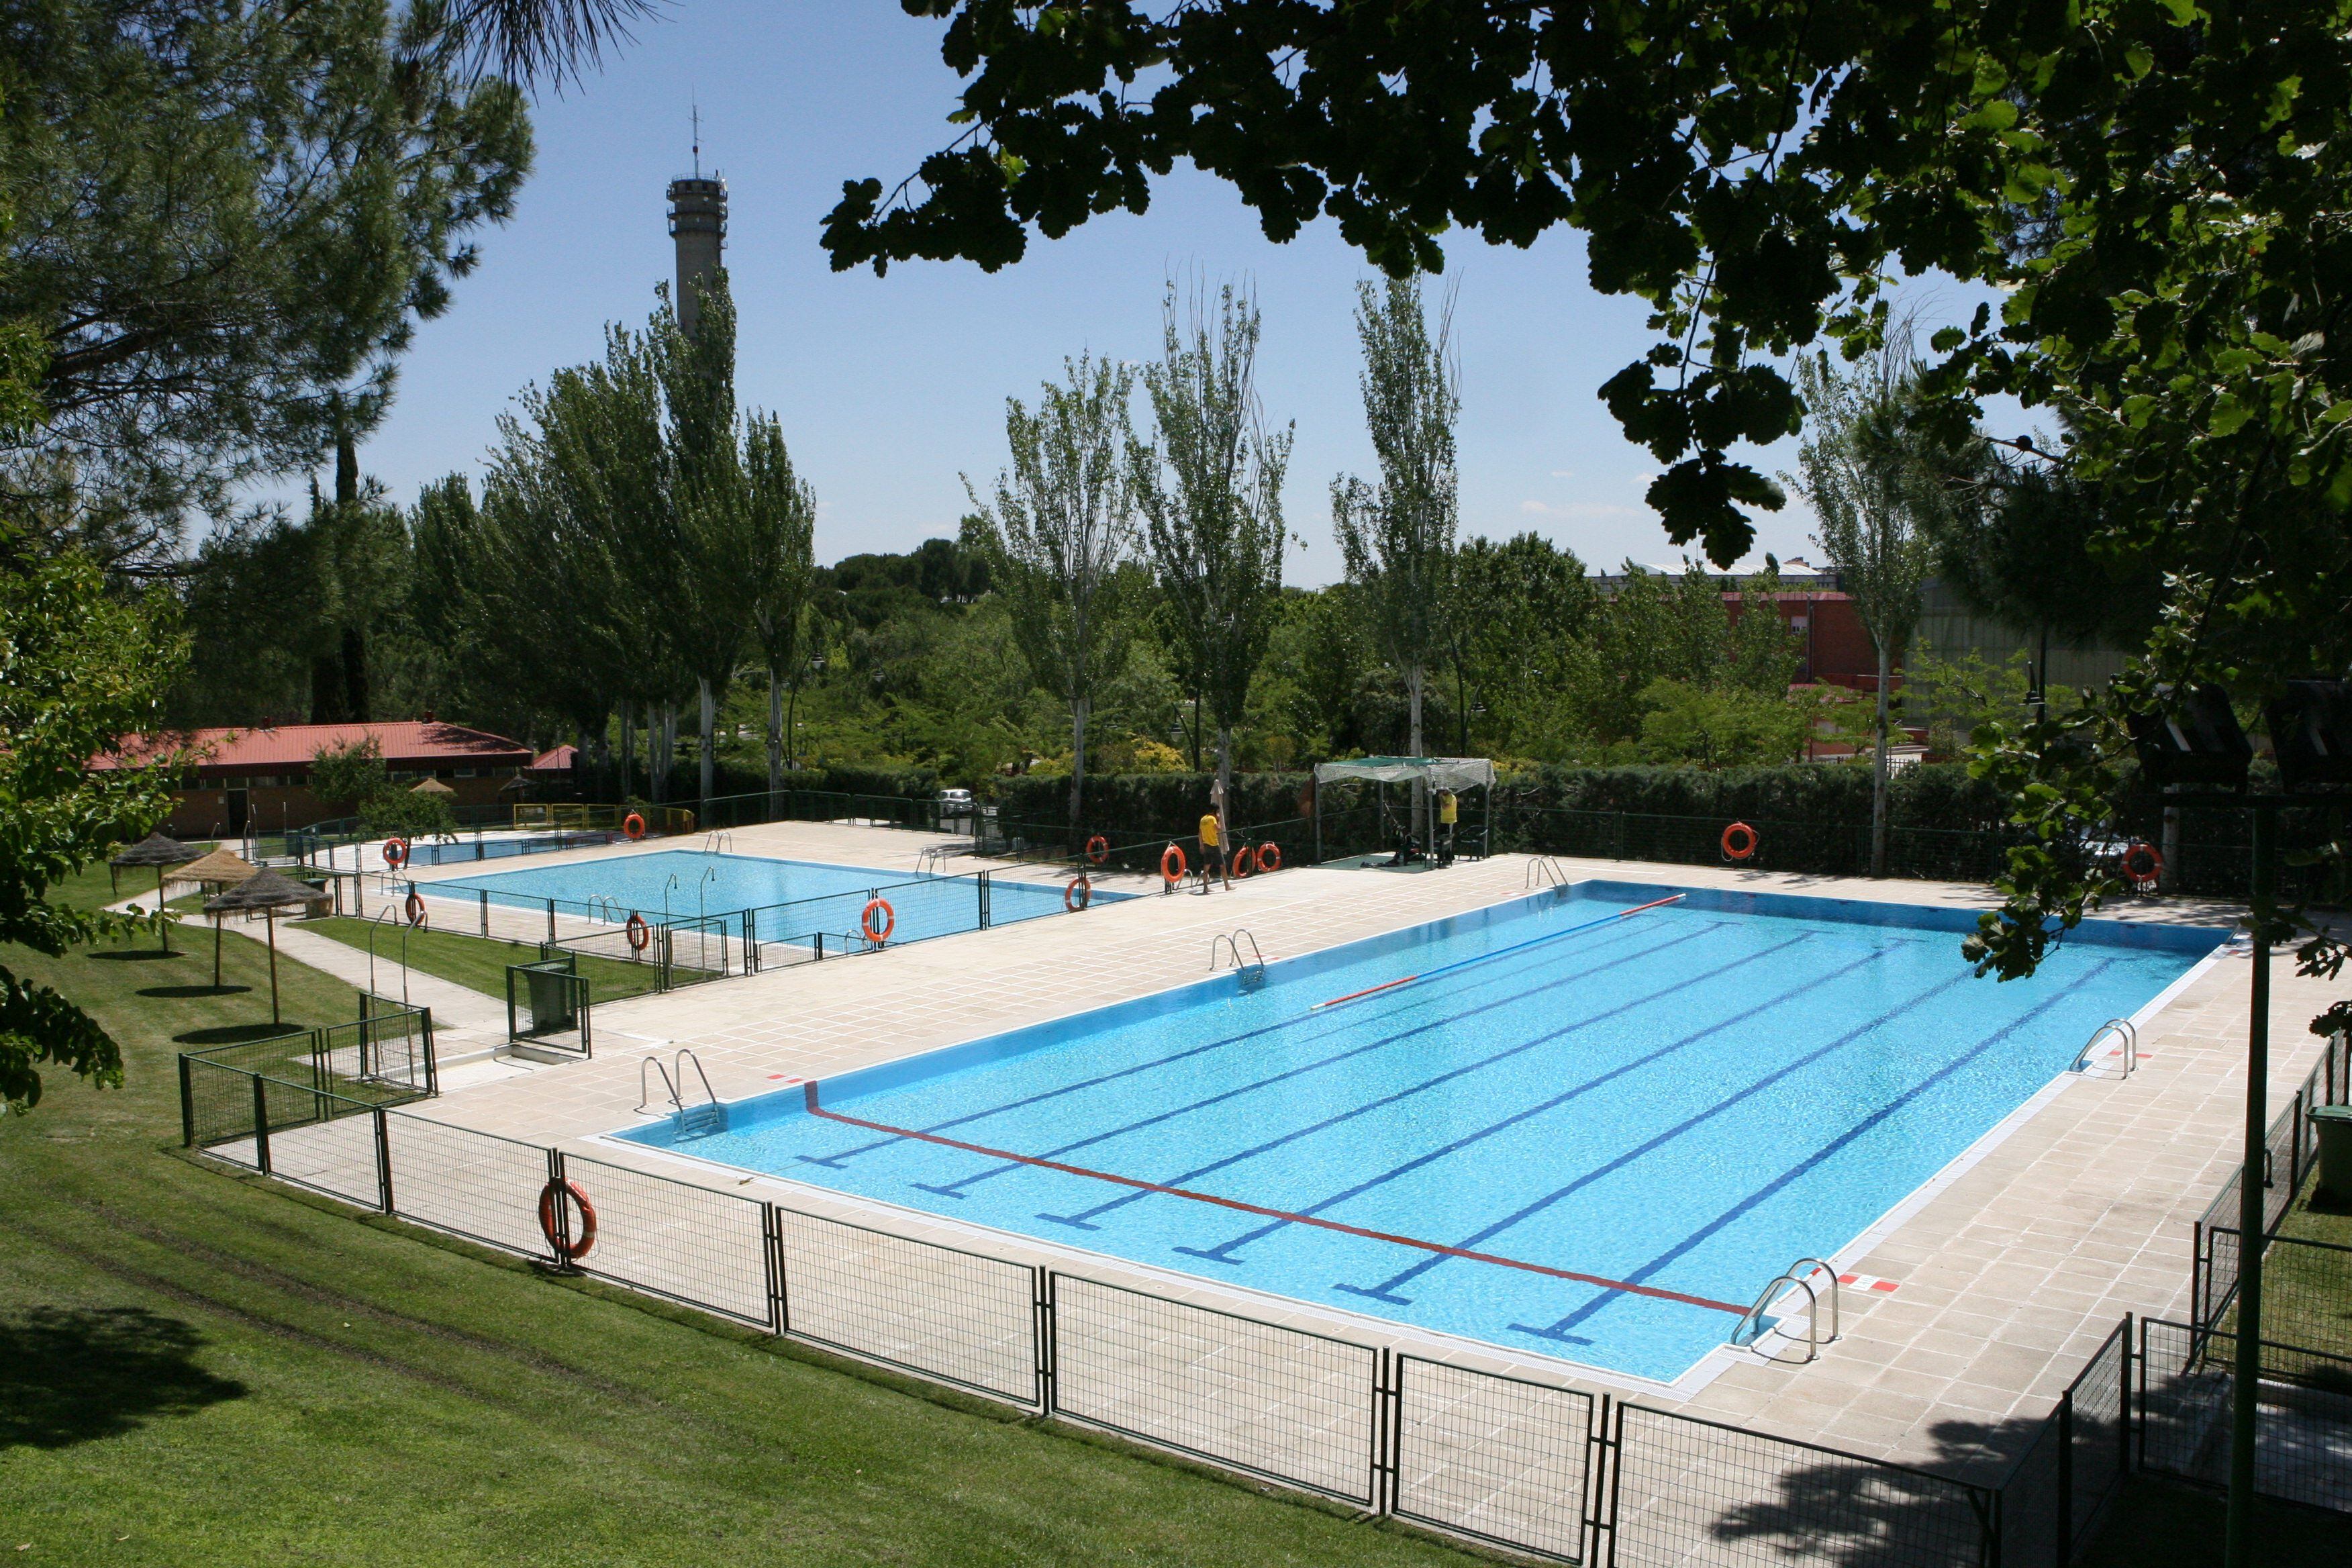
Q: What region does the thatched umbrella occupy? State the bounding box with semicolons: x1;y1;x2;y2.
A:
201;869;315;1024
109;832;199;954
169;848;257;987
409;776;456;795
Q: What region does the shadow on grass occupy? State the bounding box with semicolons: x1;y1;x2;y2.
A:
86;949;179;963
0;1307;246;1449
140;984;252;999
173;1023;305;1046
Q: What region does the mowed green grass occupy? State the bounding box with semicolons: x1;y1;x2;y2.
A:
1;868;1481;1567
295;914;663;1003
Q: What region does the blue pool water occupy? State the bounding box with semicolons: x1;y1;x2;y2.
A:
425;848;1114;940
620;881;2221;1382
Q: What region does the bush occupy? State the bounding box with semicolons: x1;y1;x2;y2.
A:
309;738;387;814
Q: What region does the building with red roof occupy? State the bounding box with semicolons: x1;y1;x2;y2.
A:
97;720;534;837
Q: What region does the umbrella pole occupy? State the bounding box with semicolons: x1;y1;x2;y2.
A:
157;867;171;955
266;910;280;1025
213;910;224;989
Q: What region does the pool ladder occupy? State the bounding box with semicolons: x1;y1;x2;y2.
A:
636;1048;724;1136
701;831;736;856
1526;856;1569;889
2071;1017;2140;1079
917;843;961;877
1732;1257;1840;1363
1210;929;1269;989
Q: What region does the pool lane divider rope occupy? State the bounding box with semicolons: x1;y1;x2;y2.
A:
800;1081;1748;1318
1311;893;1687;1010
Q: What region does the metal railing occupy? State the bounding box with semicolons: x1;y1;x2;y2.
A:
177;1070;2330;1563
2190;1030;2351;1326
2070;1018;2139;1078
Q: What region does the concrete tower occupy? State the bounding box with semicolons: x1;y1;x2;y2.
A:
667;112;726;339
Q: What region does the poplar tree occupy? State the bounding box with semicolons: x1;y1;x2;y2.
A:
1332;275;1457;839
1794;340;1943;877
1130;282;1290;818
967;354;1138;831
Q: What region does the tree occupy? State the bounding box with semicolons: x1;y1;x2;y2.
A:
652;275;764;816
0;526;185;1112
2;0;534;561
1129;281;1290;815
1333;275;1457;840
1446;534;1595;755
310;738;390;816
965;354;1139;830
744;411;818;810
1795;346;1941;877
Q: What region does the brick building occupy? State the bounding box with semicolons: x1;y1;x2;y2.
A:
97;720;534;838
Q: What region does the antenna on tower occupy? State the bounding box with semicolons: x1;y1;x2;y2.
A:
691;101;701;179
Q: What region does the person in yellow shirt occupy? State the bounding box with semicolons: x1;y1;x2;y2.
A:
1436;788;1459;866
1197;807;1224;892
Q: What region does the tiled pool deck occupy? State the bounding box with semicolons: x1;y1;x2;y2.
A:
380;821;2333;1486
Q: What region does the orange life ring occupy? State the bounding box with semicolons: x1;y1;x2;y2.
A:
1257;842;1282;873
1065;875;1091;912
1085;834;1110;865
538;1177;597;1261
1231;844;1255;879
1161;843;1187;884
403;889;426;926
1722;821;1758;862
861;897;895;945
2121;841;2164;884
623;812;646;841
382;836;409;868
626;911;650;952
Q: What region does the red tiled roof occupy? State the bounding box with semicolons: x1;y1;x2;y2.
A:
528;745;579;773
95;721;532;773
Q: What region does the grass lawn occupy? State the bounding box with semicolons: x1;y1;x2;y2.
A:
1;881;1485;1567
294;914;663;1002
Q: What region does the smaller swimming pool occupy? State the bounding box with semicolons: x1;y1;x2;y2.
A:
423;848;1123;945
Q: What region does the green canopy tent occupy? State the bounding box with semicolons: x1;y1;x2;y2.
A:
1312;756;1496;865
201;868;316;1026
108;832;200;954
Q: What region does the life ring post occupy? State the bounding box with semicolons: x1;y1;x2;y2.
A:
1721;821;1759;863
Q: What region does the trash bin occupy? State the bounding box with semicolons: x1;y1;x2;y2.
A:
523;963;576;1034
2315;1104;2352;1203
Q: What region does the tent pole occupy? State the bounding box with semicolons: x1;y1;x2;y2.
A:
1312;771;1322;866
266;910;281;1025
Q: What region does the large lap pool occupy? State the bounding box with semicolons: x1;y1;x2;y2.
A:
619;881;2222;1383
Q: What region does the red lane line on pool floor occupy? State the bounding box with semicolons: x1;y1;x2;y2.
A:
802;1083;1747;1317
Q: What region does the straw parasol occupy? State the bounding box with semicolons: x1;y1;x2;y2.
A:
201;869;315;1024
109;832;199;954
409;776;456;795
169;848;258;987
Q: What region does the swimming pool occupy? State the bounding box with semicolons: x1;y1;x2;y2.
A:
424;848;1118;942
619;881;2221;1383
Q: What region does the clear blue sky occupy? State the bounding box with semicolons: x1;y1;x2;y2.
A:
346;1;1864;585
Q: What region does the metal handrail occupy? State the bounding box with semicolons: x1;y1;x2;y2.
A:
701;831;735;856
1525;856;1569;888
2071;1017;2140;1077
1733;1257;1841;1361
1209;929;1267;973
636;1055;680;1115
673;1047;718;1112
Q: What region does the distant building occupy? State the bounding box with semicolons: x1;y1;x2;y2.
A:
95;720;534;837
